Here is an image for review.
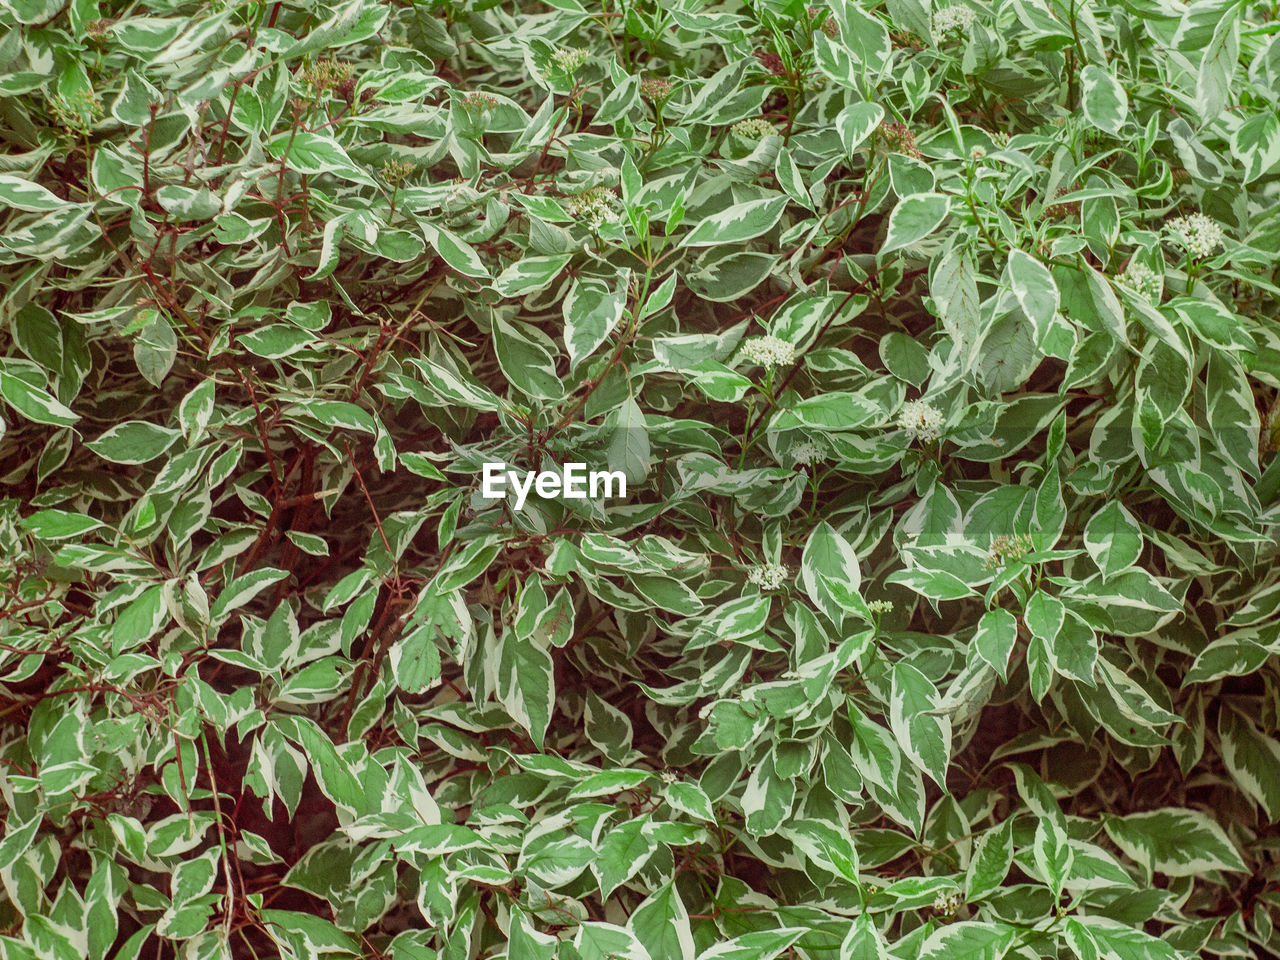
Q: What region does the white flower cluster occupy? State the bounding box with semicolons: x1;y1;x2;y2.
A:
565;187;620;229
932;5;976;35
897;399;945;443
739;335;796;369
866;599;894;614
746;562;789;590
1166;212;1225;260
1117;261;1161;302
789;441;823;465
984;533;1034;570
933;891;964;916
732;117;779;141
640;76;672;102
551;47;589;73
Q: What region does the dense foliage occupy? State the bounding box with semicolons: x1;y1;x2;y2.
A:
2;0;1280;956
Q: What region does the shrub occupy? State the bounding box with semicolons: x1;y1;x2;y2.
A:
0;0;1277;957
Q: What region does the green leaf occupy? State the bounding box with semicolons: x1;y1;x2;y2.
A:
1103;807;1247;877
1083;500;1143;579
880;331;932;386
681;195;789;247
21;509;102;540
801;520;864;622
390;625;441;694
12;302;63;373
267;130;377;186
508;905;557;960
593;817;653;898
835;0;893;74
212;568;290;622
1033;817;1073;899
494;254;572;297
889;661;951;788
606;394;650;483
788;391;881;430
1080;64;1129;134
133;318;176;387
422;223;490;278
177;379;215;443
917;921;1017;960
693;595;770;647
279;0;386;58
257;601;300;672
885;567;976;601
564;272;629;369
681;59;749;123
0;372;78;426
699;929;806;960
1064;918;1178;960
497;621;555;750
85;420;181;464
880;193;950;254
1217;706;1280;821
6;7;1280;955
239;324;317;359
814;31;859;87
841;914;889;960
965;817;1014;901
494;316;562;400
741;753;795;834
628;882;695;960
113;584;169;648
1024;591;1064;645
1007;249;1059;331
780;817;859;882
574;923;647;960
628;574;703;616
664;780;715;821
279;718;363;811
0;174;65;212
260;910;360;958
972;608;1018;681
1232;110;1280;184
836;101;885;156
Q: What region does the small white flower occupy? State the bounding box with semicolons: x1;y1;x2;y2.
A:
897;399;945;443
746;562;789;590
732;117;779;141
932;5;976;36
660;770;678;784
969;145;986;161
565;187;619;229
789;441;823;466
866;599;895;614
551;47;589;73
738;335;796;370
1166;212;1225;260
984;533;1035;570
1117;261;1161;302
932;891;964;916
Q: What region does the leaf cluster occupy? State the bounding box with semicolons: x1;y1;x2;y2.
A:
1;0;1280;957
